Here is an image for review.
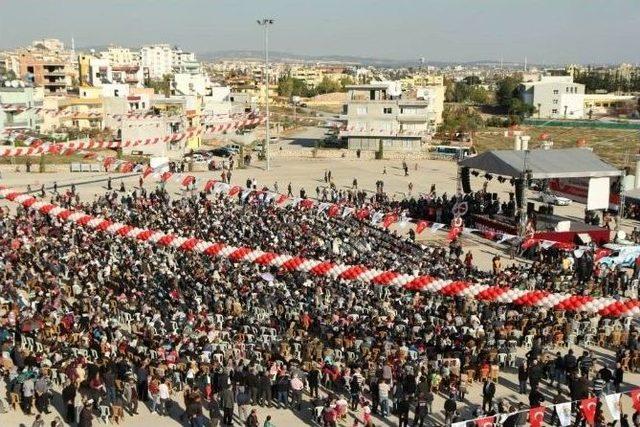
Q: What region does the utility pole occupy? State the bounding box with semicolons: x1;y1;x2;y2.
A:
257;18;274;171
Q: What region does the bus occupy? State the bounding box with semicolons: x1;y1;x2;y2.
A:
431;145;474;159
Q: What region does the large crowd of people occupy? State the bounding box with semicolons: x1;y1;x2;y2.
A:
0;179;639;427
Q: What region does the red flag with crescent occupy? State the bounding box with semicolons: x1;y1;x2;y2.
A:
631;389;640;412
103;157;116;170
580;397;597;426
529;406;545;427
276;194;288;204
142;166;153;179
300;198;314;209
382;214;398;229
160;171;172;182
415;220;429;234
475;416;494;427
521;238;538;250
327;204;340;218
204;180;216;193
228;185;241;197
120;162;134;173
448;227;461;240
483;230;496;240
181;175;195;187
355;208;370;220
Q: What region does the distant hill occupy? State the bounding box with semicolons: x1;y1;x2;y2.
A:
200;50;532;68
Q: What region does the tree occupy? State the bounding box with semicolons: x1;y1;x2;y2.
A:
315;76;342;95
145;74;172;96
495;75;522;110
463;75;482;85
438;105;484;139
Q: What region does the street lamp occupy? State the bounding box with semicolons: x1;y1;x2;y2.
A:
257;18;274;171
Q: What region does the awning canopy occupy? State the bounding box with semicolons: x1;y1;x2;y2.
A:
624;187;640;202
459;148;622;179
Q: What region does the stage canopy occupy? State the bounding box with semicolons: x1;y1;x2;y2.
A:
459;148;622;179
624;188;640;202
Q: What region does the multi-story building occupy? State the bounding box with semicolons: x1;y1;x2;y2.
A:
140;44;174;80
340;82;438;152
18;53;69;95
172;49;200;75
140;44;201;80
101;46;139;67
0;84;44;134
519;75;585;119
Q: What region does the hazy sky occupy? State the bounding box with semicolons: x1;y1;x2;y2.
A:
1;0;638;64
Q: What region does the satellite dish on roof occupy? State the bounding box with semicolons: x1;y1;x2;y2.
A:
11;80;20;88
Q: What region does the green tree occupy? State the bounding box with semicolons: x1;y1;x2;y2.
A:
438;105;484;139
315;76;342;95
495;75;522;109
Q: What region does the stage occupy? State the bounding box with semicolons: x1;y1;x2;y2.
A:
472;213;612;245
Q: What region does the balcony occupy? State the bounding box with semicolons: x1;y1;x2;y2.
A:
397;114;428;122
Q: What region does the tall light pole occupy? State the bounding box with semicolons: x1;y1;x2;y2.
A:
257;18;274;171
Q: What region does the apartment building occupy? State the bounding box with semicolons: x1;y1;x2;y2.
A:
0;84;44;134
101;46;139;67
140;44;174;80
519;75;585;119
341;82;438;152
17;53;69;95
172;49;200;75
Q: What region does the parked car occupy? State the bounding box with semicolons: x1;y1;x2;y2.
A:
540;192;572;206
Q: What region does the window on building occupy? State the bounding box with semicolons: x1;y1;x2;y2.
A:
553;89;559;95
383;107;392;114
566;87;569;93
552;109;558;114
356;106;368;116
553;99;558;104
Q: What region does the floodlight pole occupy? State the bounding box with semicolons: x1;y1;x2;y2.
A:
257;18;274;171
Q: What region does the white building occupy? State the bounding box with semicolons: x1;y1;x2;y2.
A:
101;46;138;66
171;73;210;96
519;75;585;119
172;49;200;75
140;44;174;80
140;45;200;80
340;82;438;152
0;83;44;134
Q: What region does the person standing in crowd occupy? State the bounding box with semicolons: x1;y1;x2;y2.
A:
221;386;234;425
482;378;495;412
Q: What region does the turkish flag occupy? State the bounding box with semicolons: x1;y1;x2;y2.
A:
580;397;597;426
382;214;398;229
300;199;315;209
483;230;496;240
276;194;288;204
529;406;545;427
103;157;116;170
142;166;153;179
521;238;538;250
594;248;612;261
181;175;195;187
474;416;494;427
631;389;640;412
228;186;241;196
447;226;461;240
160;171;173;182
327;204;340;217
415;220;429;234
120;162;134;173
355;208;370;220
204;180;216;193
